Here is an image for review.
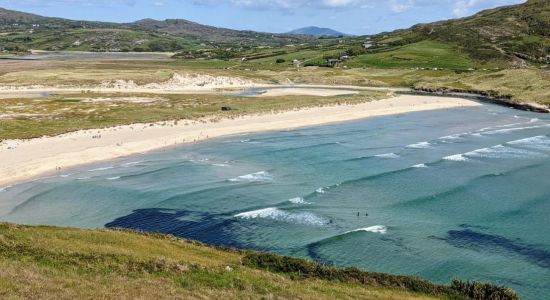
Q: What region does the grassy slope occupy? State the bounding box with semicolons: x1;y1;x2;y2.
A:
347;41;477;69
375;0;550;64
0;223;518;300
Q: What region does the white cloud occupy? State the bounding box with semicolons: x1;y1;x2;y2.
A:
0;0;139;7
452;0;526;17
390;0;415;13
193;0;418;12
452;0;480;17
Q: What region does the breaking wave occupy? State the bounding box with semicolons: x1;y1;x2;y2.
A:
375;153;400;159
288;197;311;205
229;171;273;183
481;124;550;135
406;141;431;149
234;207;326;226
443;154;469;162
439;133;464;140
316;187;327;194
346;225;387;234
464;145;542;159
508;135;550;151
444;142;544;162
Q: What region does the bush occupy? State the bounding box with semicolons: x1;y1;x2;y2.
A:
242;252;521;300
451;279;520;300
275;58;285;64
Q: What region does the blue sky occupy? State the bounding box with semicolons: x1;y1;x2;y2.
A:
0;0;526;35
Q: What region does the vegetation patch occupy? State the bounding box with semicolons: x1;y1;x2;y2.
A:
242;252;520;300
0;223;484;299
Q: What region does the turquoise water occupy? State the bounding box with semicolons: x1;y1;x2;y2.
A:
1;103;549;298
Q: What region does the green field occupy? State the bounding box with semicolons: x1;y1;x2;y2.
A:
347;41;478;69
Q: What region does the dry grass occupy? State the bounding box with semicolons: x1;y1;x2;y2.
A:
414;69;550;105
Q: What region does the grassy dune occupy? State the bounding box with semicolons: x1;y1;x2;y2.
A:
0;223;518;300
0;91;386;140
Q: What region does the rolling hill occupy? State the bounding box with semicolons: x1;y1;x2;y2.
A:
127;18;307;45
288;26;346;37
0;7;309;51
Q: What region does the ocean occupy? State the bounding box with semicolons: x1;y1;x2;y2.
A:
1;103;549;298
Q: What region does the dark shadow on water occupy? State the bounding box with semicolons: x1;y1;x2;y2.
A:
105;208;247;249
446;229;550;269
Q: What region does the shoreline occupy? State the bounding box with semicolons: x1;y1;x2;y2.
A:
408;88;549;113
0;95;481;187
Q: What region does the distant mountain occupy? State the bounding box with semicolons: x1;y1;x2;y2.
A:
127;18;306;45
0;7;116;28
0;7;308;48
288;26;346;37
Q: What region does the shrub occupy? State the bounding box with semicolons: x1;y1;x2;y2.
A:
451;279;520;300
275;58;285;64
242;252;521;300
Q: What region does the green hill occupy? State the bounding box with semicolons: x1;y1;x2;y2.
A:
366;0;550;66
0;223;519;300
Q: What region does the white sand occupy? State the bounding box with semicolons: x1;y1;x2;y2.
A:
0;73;256;95
0;95;481;186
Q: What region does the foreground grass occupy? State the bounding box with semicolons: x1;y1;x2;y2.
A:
0;91;386;140
0;223;519;300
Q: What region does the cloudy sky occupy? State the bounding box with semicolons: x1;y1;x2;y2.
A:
0;0;526;34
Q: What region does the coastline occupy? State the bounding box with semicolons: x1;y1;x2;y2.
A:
408;88;550;114
0;95;481;187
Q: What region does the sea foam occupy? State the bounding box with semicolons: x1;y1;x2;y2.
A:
316;187;326;194
288;197;311;204
122;161;144;167
413;164;428;168
406;141;431;149
482;124;550;135
439;133;464;140
347;225;387;234
508;136;550;150
375;153;400;159
235;207;325;226
0;185;12;192
443;154;469;162
88;166;115;172
465;145;542;159
229;171;272;183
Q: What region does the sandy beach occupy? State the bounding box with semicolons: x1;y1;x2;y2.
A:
0;95;481;187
